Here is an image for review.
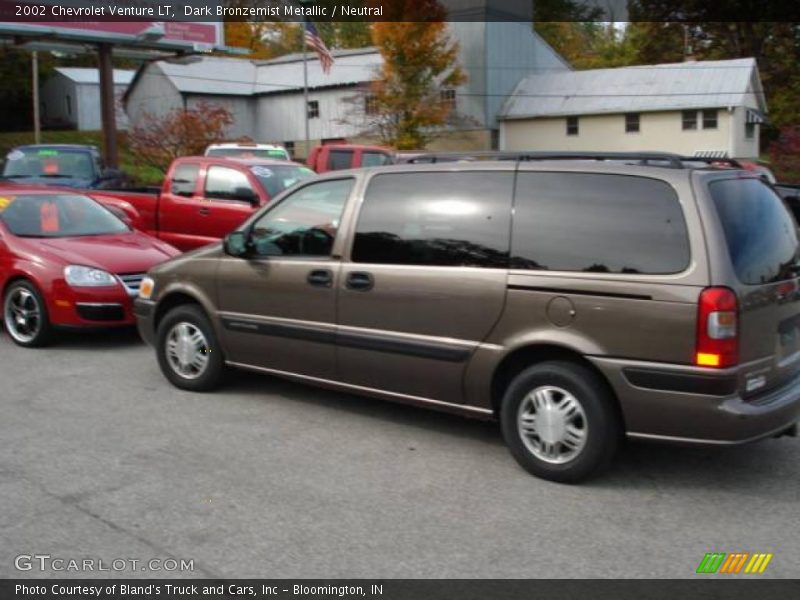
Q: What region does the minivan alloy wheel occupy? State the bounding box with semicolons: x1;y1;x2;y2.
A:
517;385;588;464
5;287;42;344
165;322;210;379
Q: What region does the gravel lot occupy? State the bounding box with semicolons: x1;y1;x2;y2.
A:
1;328;798;579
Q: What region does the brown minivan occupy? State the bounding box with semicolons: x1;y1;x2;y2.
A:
134;154;800;482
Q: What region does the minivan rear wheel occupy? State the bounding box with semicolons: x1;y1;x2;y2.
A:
156;305;224;392
500;361;620;483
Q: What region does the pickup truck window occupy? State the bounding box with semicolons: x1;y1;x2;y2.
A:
205;166;255;202
327;150;353;171
249;178;353;257
170;164;200;197
249;165;315;199
362;151;392;167
352;172;513;268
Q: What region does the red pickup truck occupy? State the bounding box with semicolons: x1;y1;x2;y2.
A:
307;144;394;173
91;156;315;252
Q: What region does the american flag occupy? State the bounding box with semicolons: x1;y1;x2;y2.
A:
304;20;334;74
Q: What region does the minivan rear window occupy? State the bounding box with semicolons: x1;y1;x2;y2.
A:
709;178;800;285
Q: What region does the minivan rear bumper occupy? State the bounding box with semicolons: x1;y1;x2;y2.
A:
589;357;800;445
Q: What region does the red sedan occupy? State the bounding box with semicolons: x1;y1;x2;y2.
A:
0;186;179;347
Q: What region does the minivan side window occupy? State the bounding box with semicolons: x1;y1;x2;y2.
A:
709;178;800;285
352;172;513;268
512;173;690;274
170;164;199;197
249;178;353;257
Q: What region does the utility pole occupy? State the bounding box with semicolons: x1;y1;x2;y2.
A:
97;43;119;168
32;51;41;144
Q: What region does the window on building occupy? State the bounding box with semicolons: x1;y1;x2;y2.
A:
352;171;513;268
566;116;579;136
682;110;697;130
65;95;72;116
307;100;319;119
170;164;200;197
625;113;640;133
440;89;456;109
284;141;295;158
511;173;690;274
364;95;379;115
702;109;718;129
745;122;755;139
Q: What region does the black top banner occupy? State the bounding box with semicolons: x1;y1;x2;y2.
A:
0;0;799;23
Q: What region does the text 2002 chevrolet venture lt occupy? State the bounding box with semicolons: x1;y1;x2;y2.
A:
134;154;800;482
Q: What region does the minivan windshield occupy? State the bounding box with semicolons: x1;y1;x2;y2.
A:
0;194;128;238
709;178;800;285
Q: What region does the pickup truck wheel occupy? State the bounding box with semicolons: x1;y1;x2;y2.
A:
156;305;224;392
3;280;52;347
500;361;620;483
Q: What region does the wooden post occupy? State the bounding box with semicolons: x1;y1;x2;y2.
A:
97;43;119;168
32;51;41;144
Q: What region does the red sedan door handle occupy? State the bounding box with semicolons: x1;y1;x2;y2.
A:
198;207;210;216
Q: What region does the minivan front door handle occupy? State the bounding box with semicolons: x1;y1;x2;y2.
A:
346;271;374;291
307;269;333;288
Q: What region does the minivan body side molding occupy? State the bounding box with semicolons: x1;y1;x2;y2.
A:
220;316;473;363
225;360;494;418
507;284;653;301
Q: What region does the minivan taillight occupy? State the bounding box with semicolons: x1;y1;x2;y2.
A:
696;287;738;368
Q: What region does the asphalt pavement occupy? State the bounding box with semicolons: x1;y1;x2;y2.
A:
1;328;798;579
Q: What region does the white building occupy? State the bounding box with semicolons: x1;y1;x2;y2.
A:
124;9;569;157
498;58;767;160
41;68;134;131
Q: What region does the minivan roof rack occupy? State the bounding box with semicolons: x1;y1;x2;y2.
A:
399;151;745;170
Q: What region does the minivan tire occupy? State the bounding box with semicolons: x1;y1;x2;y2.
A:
3;280;52;348
500;361;620;483
156;305;225;392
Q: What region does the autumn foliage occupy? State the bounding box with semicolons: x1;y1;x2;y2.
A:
769;126;800;184
128;102;234;174
367;1;467;149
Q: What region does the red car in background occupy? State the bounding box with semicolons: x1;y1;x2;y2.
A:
0;186;179;347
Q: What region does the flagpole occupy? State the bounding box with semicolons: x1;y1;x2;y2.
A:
303;21;310;161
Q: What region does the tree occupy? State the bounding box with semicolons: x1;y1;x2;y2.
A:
355;1;467;149
127;102;233;174
224;22;274;59
769;126;800;184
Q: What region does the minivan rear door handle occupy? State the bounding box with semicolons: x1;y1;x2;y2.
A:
346;271;374;291
307;269;333;288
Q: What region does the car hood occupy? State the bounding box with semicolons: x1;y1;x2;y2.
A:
37;231;179;274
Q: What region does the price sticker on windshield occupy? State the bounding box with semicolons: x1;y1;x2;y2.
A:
0;196;15;212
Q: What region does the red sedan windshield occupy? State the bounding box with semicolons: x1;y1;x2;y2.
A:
0;193;128;238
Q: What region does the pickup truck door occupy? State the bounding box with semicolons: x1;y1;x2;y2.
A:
194;165;262;245
215;177;355;379
157;162;205;251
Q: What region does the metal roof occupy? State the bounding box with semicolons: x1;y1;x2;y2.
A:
54;68;135;86
153;48;382;97
498;58;766;120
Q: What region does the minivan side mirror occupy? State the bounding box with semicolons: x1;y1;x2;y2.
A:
223;231;249;257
